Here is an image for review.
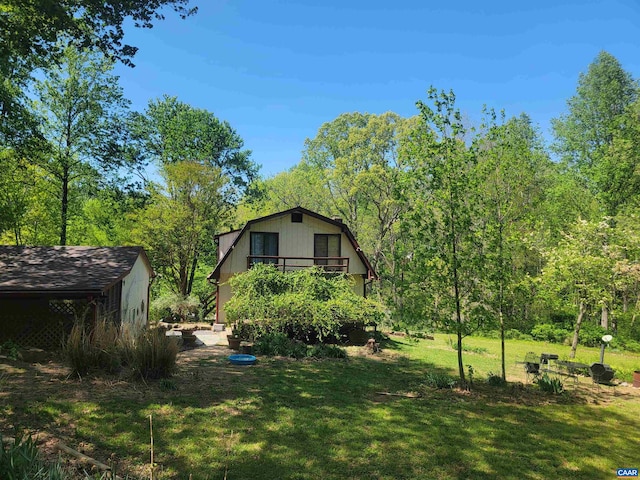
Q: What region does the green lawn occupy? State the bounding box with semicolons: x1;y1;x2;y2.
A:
2;335;640;479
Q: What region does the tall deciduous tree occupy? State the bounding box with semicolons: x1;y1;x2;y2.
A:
552;51;638;214
302;112;414;301
476;112;550;379
130;96;256;295
1;1;196;150
130;95;256;199
135;161;225;296
403;88;484;384
539;219;614;358
0;0;197;69
32;45;130;245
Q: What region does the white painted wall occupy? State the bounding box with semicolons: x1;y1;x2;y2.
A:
120;254;151;334
217;230;241;262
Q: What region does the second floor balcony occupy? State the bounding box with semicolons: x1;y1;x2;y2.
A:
247;255;350;273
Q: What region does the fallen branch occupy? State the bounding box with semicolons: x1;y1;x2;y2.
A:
57;441;122;479
375;392;421;398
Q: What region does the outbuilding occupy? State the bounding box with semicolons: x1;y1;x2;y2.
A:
0;246;154;348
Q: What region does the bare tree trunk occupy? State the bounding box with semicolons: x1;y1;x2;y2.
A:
570;300;586;359
450;206;465;385
601;304;608;330
60;167;69;245
187;253;198;295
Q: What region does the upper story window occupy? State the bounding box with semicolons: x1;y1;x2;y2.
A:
314;234;341;266
250;232;279;264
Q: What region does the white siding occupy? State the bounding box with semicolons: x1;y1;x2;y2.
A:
120;254;151;334
217;230;241;262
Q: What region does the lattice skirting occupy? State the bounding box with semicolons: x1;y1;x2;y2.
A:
0;299;91;349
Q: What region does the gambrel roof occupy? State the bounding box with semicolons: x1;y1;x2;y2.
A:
208;206;377;281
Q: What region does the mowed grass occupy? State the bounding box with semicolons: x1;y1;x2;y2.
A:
2;335;640;479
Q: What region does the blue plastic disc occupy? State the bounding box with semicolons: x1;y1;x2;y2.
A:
228;354;257;365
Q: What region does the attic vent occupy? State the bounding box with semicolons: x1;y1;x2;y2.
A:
291;212;303;223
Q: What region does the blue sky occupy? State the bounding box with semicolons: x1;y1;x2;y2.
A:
114;0;640;176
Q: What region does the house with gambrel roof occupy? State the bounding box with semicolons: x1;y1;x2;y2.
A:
208;207;377;325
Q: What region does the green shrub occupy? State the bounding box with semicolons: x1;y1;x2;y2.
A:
422;372;457;389
307;343;348;359
0;434;67;479
537;373;564;394
254;332;347;359
487;372;507;387
478;329;531;340
530;324;571;343
254;332;292;356
150;293;201;323
0;340;21;361
578;323;608;347
225;265;385;342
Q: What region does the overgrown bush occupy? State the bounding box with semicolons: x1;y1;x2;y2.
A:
150;293;200;323
537;373;564;394
578;323;608;347
479;329;533;341
254;332;347;359
530;324;571;343
487;372;507;387
422;372;457;389
225;265;385;342
307;343;348;359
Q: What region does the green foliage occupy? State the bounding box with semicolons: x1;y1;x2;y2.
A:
0;433;66;480
253;332;347;359
530;324;571;344
150;293;200;323
577;323;608;347
225;264;385;342
129;96;256;296
0;340;21;361
552;51;638;215
421;372;458;389
479;329;533;341
1;0;196;71
487;372;507;387
537;373;564;394
306;343;348;359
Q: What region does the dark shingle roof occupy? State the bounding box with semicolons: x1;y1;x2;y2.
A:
0;246;151;296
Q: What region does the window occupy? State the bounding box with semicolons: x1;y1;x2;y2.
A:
250;232;279;264
314;234;341;266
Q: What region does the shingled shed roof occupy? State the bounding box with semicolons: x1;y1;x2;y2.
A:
0;246;153;297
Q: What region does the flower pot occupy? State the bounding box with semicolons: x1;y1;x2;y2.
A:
227;335;241;351
633;370;640;388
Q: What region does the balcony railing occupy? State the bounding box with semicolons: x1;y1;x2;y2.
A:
247;255;350;273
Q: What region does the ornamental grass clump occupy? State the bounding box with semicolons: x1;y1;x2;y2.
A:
64;318;121;376
127;328;179;379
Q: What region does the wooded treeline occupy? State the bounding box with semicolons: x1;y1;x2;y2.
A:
2;16;640;381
